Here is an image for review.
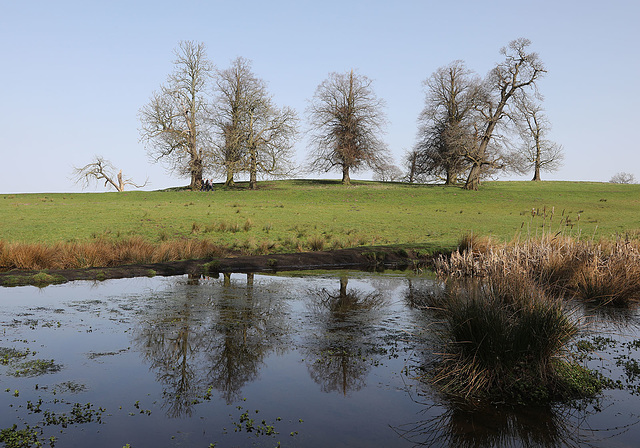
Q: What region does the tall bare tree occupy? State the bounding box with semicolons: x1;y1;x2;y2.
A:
513;94;563;181
72;156;148;192
245;101;298;190
414;61;482;185
463;38;546;190
139;41;214;191
307;70;389;185
213;57;298;189
213;57;253;187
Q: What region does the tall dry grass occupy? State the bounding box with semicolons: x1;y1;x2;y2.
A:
0;237;226;271
435;234;640;306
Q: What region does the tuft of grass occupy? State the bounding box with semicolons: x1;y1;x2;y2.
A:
429;274;584;403
307;235;325;251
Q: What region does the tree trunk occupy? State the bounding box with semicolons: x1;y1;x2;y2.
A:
464;163;481;191
117;170;124;192
249;149;258;190
341;165;351;185
532;147;541;181
224;169;235;187
445;169;457;186
532;165;541;181
190;161;203;191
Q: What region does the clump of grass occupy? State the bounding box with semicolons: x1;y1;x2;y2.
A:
307;235;325;251
257;240;277;255
243;218;253;232
428;275;588;403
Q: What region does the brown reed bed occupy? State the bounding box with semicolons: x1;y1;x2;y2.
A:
435;233;640;307
0;237;227;271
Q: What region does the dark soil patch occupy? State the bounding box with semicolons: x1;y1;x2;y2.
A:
0;246;431;287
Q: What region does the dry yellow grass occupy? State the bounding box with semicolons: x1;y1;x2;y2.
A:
436;234;640;305
0;237;226;271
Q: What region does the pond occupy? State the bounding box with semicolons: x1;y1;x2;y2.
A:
1;272;639;447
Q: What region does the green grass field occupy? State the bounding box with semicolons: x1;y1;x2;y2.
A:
2;180;639;254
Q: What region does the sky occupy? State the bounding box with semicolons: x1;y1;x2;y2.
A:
1;0;638;193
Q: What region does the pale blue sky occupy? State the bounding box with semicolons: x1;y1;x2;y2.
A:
1;0;638;193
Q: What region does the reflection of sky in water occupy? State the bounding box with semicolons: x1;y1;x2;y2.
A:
0;273;639;447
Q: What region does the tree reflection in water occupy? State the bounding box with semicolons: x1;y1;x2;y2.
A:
133;274;290;417
303;275;387;396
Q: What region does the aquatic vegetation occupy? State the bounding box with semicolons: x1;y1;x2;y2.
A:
427;275;594;403
0;424;55;448
9;359;61;377
0;347;30;365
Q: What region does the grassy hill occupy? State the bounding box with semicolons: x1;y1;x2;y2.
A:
2;180;639;256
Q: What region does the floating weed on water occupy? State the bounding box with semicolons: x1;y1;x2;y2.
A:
230;406;280;437
43;402;106;427
0;347;31;365
52;381;86;395
9;359;61;377
0;424;55;448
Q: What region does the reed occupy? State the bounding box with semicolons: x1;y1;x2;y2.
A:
435;234;640;306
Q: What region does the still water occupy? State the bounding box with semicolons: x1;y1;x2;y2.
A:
0;272;639;447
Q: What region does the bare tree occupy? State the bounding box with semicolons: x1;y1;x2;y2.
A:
610;172;636;184
414;61;482;185
139;41;214;191
213;57;253;187
213;58;298;189
463;38;546;190
403;149;421;183
372;162;402;182
72;156;148;192
245;101;298;190
307;70;389;185
512;94;563;181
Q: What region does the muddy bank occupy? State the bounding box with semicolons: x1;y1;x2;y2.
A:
0;246;431;287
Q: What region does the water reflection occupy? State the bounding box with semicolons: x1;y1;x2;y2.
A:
133;274;290;417
392;398;605;448
303;276;387;396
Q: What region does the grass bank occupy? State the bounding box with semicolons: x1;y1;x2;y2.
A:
1;180;639;270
